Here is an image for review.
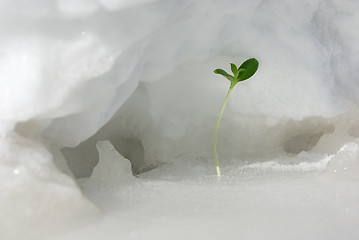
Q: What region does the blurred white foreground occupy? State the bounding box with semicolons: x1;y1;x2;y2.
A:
0;0;359;239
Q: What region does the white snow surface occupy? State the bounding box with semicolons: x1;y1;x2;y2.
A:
55;141;359;240
1;0;359;239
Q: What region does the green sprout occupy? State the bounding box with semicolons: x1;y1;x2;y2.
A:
213;58;259;177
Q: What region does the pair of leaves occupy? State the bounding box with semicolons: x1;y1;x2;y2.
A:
214;58;259;85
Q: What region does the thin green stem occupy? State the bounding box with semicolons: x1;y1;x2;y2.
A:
213;84;234;177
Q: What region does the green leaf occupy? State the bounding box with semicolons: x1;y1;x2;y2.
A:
230;63;238;75
237;58;259;81
237;68;245;75
214;69;235;82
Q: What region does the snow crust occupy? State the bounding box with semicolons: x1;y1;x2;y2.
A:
0;0;359;239
54;140;359;240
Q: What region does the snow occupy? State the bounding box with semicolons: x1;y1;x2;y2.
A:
51;141;359;240
0;0;359;239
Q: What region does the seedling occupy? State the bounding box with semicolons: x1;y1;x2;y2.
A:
213;58;259;177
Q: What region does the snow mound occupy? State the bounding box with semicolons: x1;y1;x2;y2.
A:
84;141;136;190
324;142;359;180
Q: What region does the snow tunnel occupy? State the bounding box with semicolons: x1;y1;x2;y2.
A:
1;0;359;239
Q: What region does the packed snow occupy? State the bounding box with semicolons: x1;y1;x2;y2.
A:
0;0;359;239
